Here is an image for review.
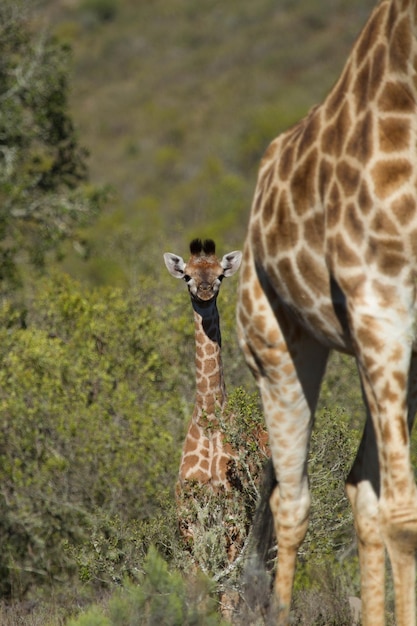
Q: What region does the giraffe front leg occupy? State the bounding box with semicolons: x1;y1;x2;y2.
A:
238;309;328;623
269;481;310;624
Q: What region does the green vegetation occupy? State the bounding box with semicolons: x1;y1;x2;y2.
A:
0;1;104;293
0;0;405;624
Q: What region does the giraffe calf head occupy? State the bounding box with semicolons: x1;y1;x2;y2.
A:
164;238;242;303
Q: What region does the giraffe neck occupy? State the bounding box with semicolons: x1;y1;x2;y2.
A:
345;0;417;99
192;299;226;419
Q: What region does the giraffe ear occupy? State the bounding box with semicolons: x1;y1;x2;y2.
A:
221;250;242;277
163;252;186;278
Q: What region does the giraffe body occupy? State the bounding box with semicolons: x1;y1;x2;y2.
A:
237;1;417;624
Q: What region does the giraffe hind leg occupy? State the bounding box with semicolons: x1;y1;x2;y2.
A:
346;303;417;626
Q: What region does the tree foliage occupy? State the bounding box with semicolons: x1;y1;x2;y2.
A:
0;1;103;290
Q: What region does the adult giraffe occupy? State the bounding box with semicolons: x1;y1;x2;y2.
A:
237;1;417;624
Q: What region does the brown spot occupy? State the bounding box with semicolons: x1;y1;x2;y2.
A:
265;223;279;257
264;324;282;349
390;346;403;363
291;285;316;310
188;423;201;440
251;220;266;258
296;108;321;159
204;343;215;356
389;16;412;73
353;59;372;113
378;117;410;152
366;237;405;276
260;140;278;168
303;212;325;252
371;209;399;236
336;160;361;197
318;158;333;199
279;143;295;181
184;439;198;454
356;6;383;64
296;248;321;292
391;194;416;226
263;185;279;225
369;42;387;96
378;81;416;113
326;182;342;229
290;148;318;215
253;314;267;337
346;111;373;163
383;381;400;404
277;257;296;289
371;159;412;199
352;8;386;110
321;103;350;157
382;421;393;444
393;370;407;392
204;358;217;376
358;182;374;214
325;64;352;120
332;232;362;267
275;191;299;252
371;279;397;305
356;323;383;351
345;203;365;242
385;0;398;36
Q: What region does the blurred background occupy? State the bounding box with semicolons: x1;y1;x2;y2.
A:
40;0;375;288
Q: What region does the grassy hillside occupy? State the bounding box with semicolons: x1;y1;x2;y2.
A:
38;0;376;286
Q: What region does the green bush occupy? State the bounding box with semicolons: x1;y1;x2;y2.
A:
0;273;186;598
0;2;104;291
68;547;228;626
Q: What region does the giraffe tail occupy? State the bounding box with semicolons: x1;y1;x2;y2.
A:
241;457;277;612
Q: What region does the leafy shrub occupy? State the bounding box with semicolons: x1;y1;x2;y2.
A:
174;387;269;617
68;547;228;626
0;1;104;291
0;273;185;598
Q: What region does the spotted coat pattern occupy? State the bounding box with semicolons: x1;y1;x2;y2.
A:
237;1;417;624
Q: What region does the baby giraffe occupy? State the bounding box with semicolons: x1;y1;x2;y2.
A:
164;238;242;495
